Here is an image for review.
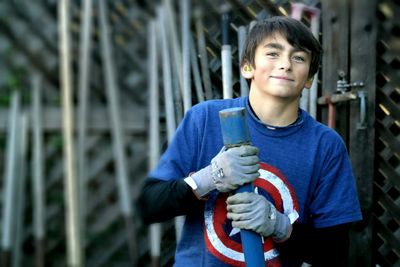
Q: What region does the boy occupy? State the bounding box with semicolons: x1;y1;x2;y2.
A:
138;16;362;266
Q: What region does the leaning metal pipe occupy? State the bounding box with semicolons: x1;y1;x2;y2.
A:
190;35;205;103
148;19;161;267
77;0;93;246
238;25;249;96
195;8;213;100
98;0;137;264
12;112;28;267
59;0;82;265
181;0;191;112
164;0;183;122
309;10;320;119
1;91;20;267
158;5;185;244
32;73;45;267
221;5;233;99
291;3;320;119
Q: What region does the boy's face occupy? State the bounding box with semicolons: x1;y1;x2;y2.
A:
243;33;311;101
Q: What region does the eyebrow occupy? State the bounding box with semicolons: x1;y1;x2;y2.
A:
264;42;284;50
263;42;310;54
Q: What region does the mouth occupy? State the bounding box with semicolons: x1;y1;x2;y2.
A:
270;76;295;82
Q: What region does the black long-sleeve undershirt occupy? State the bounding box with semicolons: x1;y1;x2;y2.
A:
136;177;204;224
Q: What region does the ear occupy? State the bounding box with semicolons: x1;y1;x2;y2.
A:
304;77;314;89
241;64;254;79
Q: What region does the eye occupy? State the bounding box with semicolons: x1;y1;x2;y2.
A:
292;55;305;62
266;52;279;57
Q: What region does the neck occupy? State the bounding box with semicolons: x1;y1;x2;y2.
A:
248;89;300;127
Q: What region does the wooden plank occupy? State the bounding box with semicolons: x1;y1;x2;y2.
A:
348;0;377;266
0;107;147;132
320;0;350;142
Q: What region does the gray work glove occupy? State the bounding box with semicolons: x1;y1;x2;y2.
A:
211;145;260;192
226;192;291;241
189;145;260;197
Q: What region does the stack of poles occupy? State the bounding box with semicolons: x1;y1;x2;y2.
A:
1;91;28;267
291;3;320;119
98;0;138;265
31;73;46;267
58;0;82;265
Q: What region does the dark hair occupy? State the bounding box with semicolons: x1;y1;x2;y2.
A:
240;16;322;78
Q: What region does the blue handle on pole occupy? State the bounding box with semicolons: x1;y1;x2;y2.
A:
219;107;264;267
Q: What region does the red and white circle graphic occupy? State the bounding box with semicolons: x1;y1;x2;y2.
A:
204;162;299;266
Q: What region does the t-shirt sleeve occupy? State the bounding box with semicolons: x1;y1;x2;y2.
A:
149;107;201;180
309;136;362;228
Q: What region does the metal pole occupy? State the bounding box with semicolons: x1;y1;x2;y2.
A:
1;91;20;267
190;35;205;103
59;0;82;265
194;8;213;100
77;0;94;251
148;19;161;267
291;3;309;113
159;7;176;141
164;0;183;122
181;0;191;112
158;6;185;243
291;3;320;118
238;26;249;96
31;73;45;267
164;0;183;93
219;107;265;267
221;4;233;99
12;113;28;267
309;10;320;119
98;0;137;264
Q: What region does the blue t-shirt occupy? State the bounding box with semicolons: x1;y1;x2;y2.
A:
150;96;362;267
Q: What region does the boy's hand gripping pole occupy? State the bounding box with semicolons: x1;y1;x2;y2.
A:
219;107;264;267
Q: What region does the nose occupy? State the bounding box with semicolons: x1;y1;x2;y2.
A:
278;56;292;71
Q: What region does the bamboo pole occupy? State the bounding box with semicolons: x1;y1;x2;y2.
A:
77;0;94;250
31;73;45;267
1;91;20;267
59;0;82;265
98;0;137;264
148;19;161;267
